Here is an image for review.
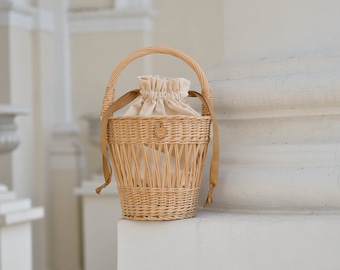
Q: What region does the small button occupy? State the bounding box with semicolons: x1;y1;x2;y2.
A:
155;125;166;139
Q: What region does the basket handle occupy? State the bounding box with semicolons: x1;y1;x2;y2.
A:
101;46;213;117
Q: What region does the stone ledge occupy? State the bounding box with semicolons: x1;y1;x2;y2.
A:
118;209;340;270
0;191;16;202
0;193;44;226
0;207;44;226
0;198;31;214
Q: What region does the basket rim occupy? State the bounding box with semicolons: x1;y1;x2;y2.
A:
117;186;201;190
108;115;212;120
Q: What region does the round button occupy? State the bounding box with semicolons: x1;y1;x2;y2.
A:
155;125;166;139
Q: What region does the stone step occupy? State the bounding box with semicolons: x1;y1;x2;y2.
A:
0;206;44;226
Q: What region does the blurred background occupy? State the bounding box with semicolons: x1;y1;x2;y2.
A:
0;0;223;269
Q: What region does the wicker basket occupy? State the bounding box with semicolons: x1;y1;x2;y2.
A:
97;46;219;221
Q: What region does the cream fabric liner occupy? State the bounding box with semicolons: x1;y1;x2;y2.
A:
124;75;200;117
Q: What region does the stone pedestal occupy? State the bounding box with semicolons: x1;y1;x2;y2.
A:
118;210;340;270
0;189;44;270
75;175;121;270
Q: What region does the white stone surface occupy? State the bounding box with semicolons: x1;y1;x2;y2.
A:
200;55;340;211
0;190;15;201
118;210;340;270
0;184;7;192
0;191;44;270
196;0;340;212
0;105;29;115
0;223;33;270
0;193;44;226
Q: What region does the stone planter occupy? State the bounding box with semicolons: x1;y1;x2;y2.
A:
0;105;29;154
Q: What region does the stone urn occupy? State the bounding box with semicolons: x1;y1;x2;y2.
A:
0;105;28;190
0;105;28;154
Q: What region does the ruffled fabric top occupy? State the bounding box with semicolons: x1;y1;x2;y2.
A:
124;75;199;116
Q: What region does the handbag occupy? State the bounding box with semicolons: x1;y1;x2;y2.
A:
96;46;219;220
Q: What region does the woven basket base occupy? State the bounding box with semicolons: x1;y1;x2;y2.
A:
118;186;200;221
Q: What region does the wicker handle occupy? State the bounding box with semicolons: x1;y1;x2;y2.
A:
101;46;212;117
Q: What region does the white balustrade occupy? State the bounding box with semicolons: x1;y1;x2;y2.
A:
0;105;44;270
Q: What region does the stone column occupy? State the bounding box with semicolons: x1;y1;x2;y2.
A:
199;0;340;212
48;0;83;269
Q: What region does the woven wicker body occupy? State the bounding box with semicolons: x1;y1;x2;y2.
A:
109;115;210;220
98;46;219;221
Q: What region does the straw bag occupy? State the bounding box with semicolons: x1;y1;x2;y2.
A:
96;46;219;221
